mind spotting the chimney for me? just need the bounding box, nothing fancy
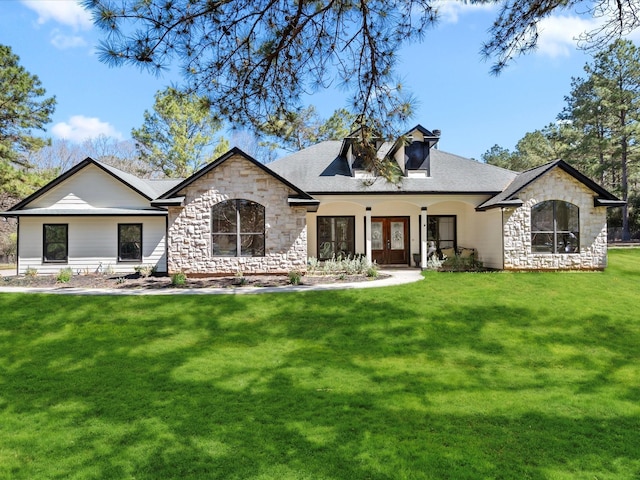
[432,129,441,149]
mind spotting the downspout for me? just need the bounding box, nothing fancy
[164,213,169,275]
[365,207,372,264]
[420,207,428,269]
[501,207,505,270]
[16,217,20,276]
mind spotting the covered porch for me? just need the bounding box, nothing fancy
[306,194,504,269]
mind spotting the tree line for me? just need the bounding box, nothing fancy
[482,40,640,241]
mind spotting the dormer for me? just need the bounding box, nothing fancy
[339,124,441,178]
[391,125,440,178]
[339,127,387,178]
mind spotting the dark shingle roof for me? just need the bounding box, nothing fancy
[476,160,625,210]
[268,141,518,194]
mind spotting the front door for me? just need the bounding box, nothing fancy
[371,217,409,265]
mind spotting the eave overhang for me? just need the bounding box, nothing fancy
[288,196,320,212]
[475,199,524,211]
[594,198,626,207]
[0,207,168,217]
[151,196,185,207]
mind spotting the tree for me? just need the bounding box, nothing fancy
[26,136,160,179]
[83,0,639,136]
[84,0,425,140]
[132,87,228,177]
[560,40,640,240]
[481,144,516,169]
[480,0,639,74]
[0,44,57,195]
[259,106,357,153]
[318,108,359,142]
[0,44,56,166]
[482,124,571,171]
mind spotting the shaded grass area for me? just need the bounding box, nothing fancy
[1,249,639,479]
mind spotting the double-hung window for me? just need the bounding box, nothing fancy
[531,200,580,253]
[212,199,265,256]
[118,224,142,261]
[43,224,68,263]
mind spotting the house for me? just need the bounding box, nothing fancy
[2,125,624,275]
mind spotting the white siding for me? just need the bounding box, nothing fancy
[18,216,167,275]
[30,164,151,209]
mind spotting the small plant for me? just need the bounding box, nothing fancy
[134,265,153,277]
[288,269,302,285]
[104,264,115,275]
[56,268,73,283]
[171,272,187,286]
[115,276,126,284]
[365,265,379,278]
[307,257,320,275]
[426,255,446,270]
[24,267,38,277]
[234,269,247,286]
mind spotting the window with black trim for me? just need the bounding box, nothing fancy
[531,200,579,253]
[427,216,456,250]
[43,224,68,263]
[212,199,265,256]
[118,224,142,261]
[317,216,355,260]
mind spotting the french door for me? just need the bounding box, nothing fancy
[371,217,409,265]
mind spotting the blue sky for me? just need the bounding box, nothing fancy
[1,0,639,161]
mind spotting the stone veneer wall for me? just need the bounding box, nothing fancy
[503,168,608,270]
[167,155,308,274]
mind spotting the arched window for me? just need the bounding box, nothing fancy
[212,200,265,256]
[531,200,579,253]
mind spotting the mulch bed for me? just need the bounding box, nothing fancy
[1,272,387,290]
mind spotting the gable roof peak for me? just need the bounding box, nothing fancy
[404,124,441,140]
[159,146,315,201]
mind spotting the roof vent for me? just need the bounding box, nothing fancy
[433,129,441,137]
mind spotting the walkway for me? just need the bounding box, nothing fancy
[0,268,424,296]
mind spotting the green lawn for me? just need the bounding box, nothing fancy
[1,249,639,479]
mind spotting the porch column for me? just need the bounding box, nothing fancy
[365,207,372,264]
[420,207,428,269]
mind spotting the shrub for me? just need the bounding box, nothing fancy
[171,272,187,286]
[308,254,375,276]
[440,255,484,272]
[56,268,73,283]
[288,269,302,285]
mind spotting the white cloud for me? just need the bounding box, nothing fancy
[21,0,93,31]
[434,0,496,24]
[536,15,600,58]
[52,116,123,143]
[50,29,87,49]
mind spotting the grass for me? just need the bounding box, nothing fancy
[0,248,639,479]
